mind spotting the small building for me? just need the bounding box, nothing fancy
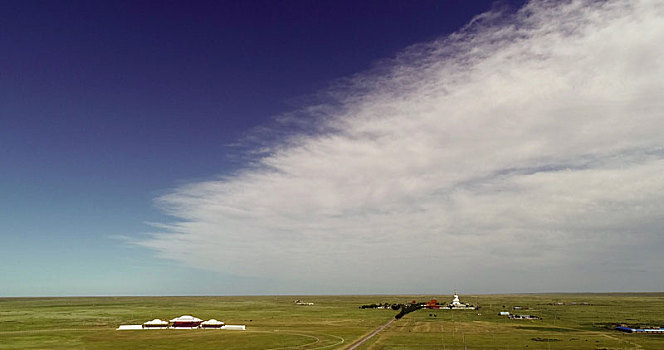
[170,315,203,328]
[223,325,246,330]
[201,319,225,329]
[117,325,143,330]
[143,319,169,329]
[616,326,664,334]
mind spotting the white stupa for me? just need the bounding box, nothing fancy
[448,292,475,309]
[451,293,463,307]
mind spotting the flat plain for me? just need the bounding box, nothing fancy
[1,293,663,349]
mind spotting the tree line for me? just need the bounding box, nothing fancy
[358,302,424,319]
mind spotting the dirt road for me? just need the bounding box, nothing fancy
[345,318,394,350]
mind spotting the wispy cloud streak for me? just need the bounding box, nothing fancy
[138,0,664,293]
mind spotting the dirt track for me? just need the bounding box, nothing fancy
[345,318,394,349]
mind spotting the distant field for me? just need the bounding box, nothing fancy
[1,294,663,349]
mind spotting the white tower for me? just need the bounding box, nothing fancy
[451,292,462,307]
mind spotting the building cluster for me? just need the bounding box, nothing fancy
[359,293,477,312]
[117,315,246,330]
[424,293,476,310]
[498,312,541,319]
[508,314,541,320]
[548,302,591,306]
[616,326,664,334]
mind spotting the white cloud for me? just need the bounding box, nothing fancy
[138,0,664,293]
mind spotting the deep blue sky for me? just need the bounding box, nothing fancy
[1,0,526,296]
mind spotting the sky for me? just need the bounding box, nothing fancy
[1,0,663,297]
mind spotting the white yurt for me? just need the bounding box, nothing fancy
[170,315,203,328]
[201,319,225,328]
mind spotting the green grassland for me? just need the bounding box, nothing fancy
[1,294,663,349]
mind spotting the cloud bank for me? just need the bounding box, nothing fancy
[138,0,664,293]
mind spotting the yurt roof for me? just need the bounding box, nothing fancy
[143,319,169,325]
[170,315,202,322]
[202,319,225,325]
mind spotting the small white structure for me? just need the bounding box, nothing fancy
[499,312,510,316]
[117,325,143,330]
[223,325,246,330]
[201,319,225,329]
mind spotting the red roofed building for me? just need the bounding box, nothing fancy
[425,299,441,309]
